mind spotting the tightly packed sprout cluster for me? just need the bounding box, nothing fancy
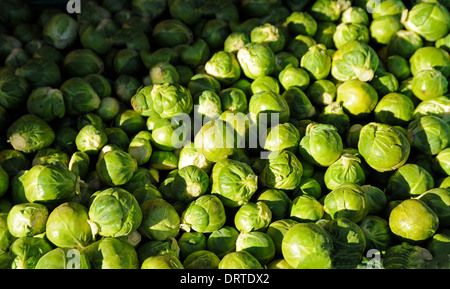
[0,0,449,269]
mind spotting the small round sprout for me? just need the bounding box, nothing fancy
[237,42,275,80]
[7,203,48,237]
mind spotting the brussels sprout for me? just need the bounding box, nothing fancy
[402,2,450,42]
[278,65,310,91]
[207,226,239,258]
[287,35,317,60]
[256,189,291,221]
[60,77,101,116]
[151,117,189,151]
[317,102,350,136]
[331,40,379,82]
[294,177,322,200]
[386,164,435,200]
[360,215,393,252]
[31,148,68,168]
[299,123,343,167]
[6,114,55,154]
[387,30,423,59]
[290,195,324,223]
[410,47,450,78]
[194,119,237,162]
[324,183,369,223]
[104,127,130,150]
[333,22,370,50]
[171,165,209,203]
[218,251,263,269]
[325,218,366,269]
[152,19,193,48]
[236,231,275,265]
[237,42,275,80]
[200,19,230,50]
[336,79,378,119]
[386,55,411,81]
[223,32,250,54]
[177,231,206,260]
[417,188,450,227]
[181,195,226,233]
[389,199,439,243]
[250,75,280,95]
[83,237,139,269]
[411,68,448,101]
[0,149,28,176]
[341,6,369,24]
[285,11,317,36]
[383,242,434,269]
[24,161,78,204]
[46,202,93,248]
[26,87,65,122]
[150,62,180,85]
[150,151,179,171]
[42,13,78,50]
[0,72,29,110]
[361,185,387,216]
[427,233,450,267]
[413,96,450,124]
[370,71,399,97]
[63,49,104,77]
[263,122,300,153]
[250,23,285,53]
[7,203,48,238]
[407,115,449,156]
[68,151,90,179]
[435,148,450,175]
[194,90,222,123]
[358,122,410,172]
[75,124,108,155]
[204,51,241,85]
[96,146,137,186]
[183,250,220,269]
[282,222,334,269]
[248,90,290,126]
[374,92,415,126]
[324,153,365,190]
[141,254,183,269]
[234,201,271,233]
[139,198,180,241]
[211,159,258,207]
[9,236,53,269]
[260,150,303,190]
[88,188,142,238]
[178,142,213,172]
[307,79,337,107]
[35,247,91,269]
[219,88,248,114]
[265,219,298,256]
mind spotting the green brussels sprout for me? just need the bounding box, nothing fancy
[407,115,449,156]
[285,11,317,36]
[427,233,450,267]
[410,46,450,78]
[336,79,378,119]
[128,131,152,166]
[194,90,222,123]
[325,218,366,269]
[435,148,450,175]
[282,222,334,269]
[374,92,415,126]
[223,32,250,54]
[236,231,275,265]
[273,52,299,76]
[211,158,258,207]
[0,149,29,176]
[237,42,275,80]
[46,202,93,248]
[9,236,53,269]
[341,6,369,24]
[151,117,189,151]
[10,170,28,204]
[219,88,248,114]
[256,189,291,220]
[183,250,220,269]
[174,39,210,70]
[234,201,271,233]
[75,124,108,155]
[204,51,241,85]
[113,48,144,76]
[331,40,379,82]
[26,87,65,122]
[417,188,450,227]
[333,22,370,49]
[83,237,139,269]
[300,44,331,81]
[63,49,104,77]
[250,23,285,53]
[266,219,298,256]
[178,142,213,172]
[137,239,180,261]
[360,215,393,252]
[181,195,226,233]
[413,96,450,124]
[200,19,230,50]
[0,166,8,198]
[96,146,137,186]
[207,226,240,258]
[411,68,448,101]
[324,153,366,190]
[171,165,209,203]
[68,151,90,179]
[307,79,336,107]
[287,35,317,60]
[60,77,101,116]
[31,148,69,167]
[290,195,324,223]
[168,0,203,25]
[324,183,369,223]
[194,119,237,163]
[389,199,439,243]
[24,161,78,204]
[141,254,183,269]
[7,114,55,154]
[387,30,423,59]
[386,55,411,81]
[383,242,434,269]
[79,19,116,55]
[386,164,435,200]
[358,122,410,172]
[278,65,310,91]
[370,71,399,97]
[279,88,315,122]
[88,188,142,238]
[263,122,300,153]
[313,21,336,49]
[402,2,450,42]
[35,248,91,269]
[218,251,263,269]
[115,109,146,137]
[150,151,179,171]
[317,102,350,136]
[294,177,322,200]
[104,127,130,150]
[42,13,78,50]
[370,14,403,45]
[152,19,193,48]
[0,72,29,110]
[248,90,290,126]
[139,198,180,241]
[299,123,343,167]
[188,73,221,97]
[7,203,48,238]
[150,62,180,85]
[361,185,387,215]
[260,150,303,190]
[251,75,280,95]
[178,231,206,260]
[95,97,120,122]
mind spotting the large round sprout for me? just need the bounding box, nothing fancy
[386,164,434,200]
[237,42,275,80]
[323,183,369,223]
[407,115,449,156]
[260,150,303,190]
[181,195,226,233]
[218,251,263,269]
[139,198,180,241]
[336,79,379,118]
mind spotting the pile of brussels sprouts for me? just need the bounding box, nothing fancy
[0,0,449,269]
